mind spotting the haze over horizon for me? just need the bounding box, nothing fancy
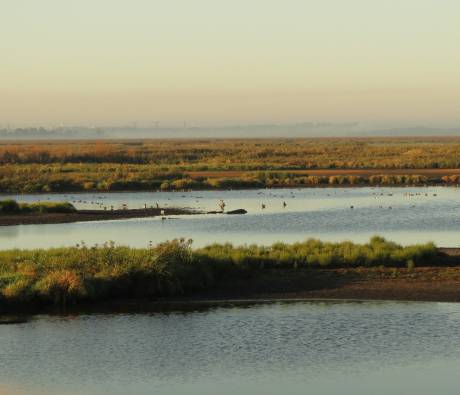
[2,0,460,129]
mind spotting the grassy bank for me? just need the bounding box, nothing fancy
[0,237,440,311]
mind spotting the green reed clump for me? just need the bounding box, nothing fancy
[0,199,21,213]
[0,200,76,214]
[198,236,437,269]
[0,237,439,309]
[21,201,76,213]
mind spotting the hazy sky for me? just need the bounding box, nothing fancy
[1,0,459,127]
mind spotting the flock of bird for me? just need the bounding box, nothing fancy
[52,188,442,214]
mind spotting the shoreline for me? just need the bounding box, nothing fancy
[2,284,460,320]
[2,265,460,318]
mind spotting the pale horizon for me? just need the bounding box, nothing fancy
[2,0,460,128]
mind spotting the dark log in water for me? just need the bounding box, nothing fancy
[206,209,247,214]
[226,209,247,214]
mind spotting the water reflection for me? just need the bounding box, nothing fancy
[0,301,459,395]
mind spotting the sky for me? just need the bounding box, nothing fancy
[1,0,460,128]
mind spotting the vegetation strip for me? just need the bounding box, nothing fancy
[2,237,456,314]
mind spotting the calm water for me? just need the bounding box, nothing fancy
[1,301,460,395]
[1,186,460,249]
[2,190,458,395]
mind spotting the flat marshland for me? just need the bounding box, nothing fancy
[2,137,460,193]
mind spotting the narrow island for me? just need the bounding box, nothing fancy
[0,199,206,226]
[1,237,460,317]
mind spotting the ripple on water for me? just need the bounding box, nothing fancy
[0,301,460,395]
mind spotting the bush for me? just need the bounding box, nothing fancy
[0,200,76,215]
[1,278,33,300]
[35,270,86,305]
[0,199,20,213]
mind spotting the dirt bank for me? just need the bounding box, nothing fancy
[172,266,460,304]
[2,266,460,317]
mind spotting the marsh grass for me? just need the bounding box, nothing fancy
[0,237,438,309]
